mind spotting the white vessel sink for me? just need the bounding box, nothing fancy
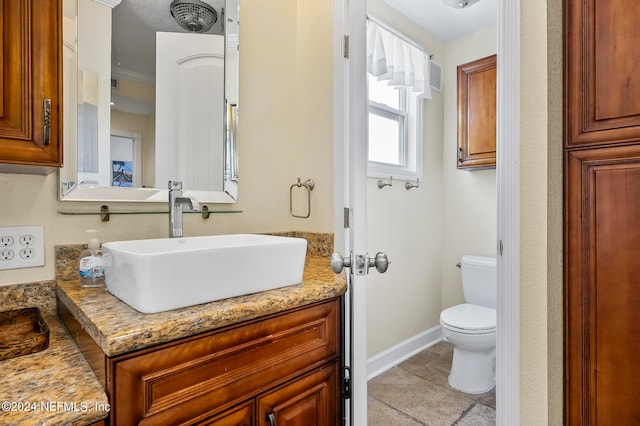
[102,234,307,313]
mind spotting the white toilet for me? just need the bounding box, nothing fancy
[440,255,496,394]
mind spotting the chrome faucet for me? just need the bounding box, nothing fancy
[168,181,200,238]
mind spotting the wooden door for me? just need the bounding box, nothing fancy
[257,363,339,426]
[0,0,62,170]
[155,32,224,191]
[565,0,640,423]
[565,0,640,147]
[456,54,496,170]
[566,146,640,424]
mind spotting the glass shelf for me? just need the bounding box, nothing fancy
[58,205,242,221]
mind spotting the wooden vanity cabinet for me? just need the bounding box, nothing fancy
[103,298,342,425]
[456,54,496,170]
[0,0,63,172]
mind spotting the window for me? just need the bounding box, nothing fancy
[367,74,422,180]
[368,74,407,166]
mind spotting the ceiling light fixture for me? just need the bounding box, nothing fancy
[442,0,480,9]
[170,0,217,33]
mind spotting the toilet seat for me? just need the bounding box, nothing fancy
[440,303,496,334]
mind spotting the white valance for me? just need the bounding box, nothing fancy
[366,20,432,99]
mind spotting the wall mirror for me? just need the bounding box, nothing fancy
[59,0,239,203]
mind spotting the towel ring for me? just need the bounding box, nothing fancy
[290,178,315,218]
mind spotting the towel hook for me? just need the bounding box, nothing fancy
[377,176,393,189]
[405,178,420,190]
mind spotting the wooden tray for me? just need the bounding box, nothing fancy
[0,307,50,361]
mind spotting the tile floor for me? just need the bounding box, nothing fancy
[367,341,496,425]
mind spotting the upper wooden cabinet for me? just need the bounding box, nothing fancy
[0,0,63,172]
[566,0,640,147]
[457,54,496,170]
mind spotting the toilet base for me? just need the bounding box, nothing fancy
[447,346,496,394]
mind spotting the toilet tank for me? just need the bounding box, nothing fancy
[460,255,497,309]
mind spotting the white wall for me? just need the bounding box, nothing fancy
[365,0,446,357]
[365,0,497,357]
[441,27,497,310]
[233,0,334,235]
[0,0,335,286]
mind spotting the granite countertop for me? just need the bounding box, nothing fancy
[0,312,109,425]
[56,256,347,357]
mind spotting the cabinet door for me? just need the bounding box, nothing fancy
[456,54,496,170]
[258,363,339,426]
[0,0,62,170]
[566,0,640,147]
[565,145,640,424]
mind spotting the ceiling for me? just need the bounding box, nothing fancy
[383,0,497,41]
[111,0,494,81]
[111,0,227,80]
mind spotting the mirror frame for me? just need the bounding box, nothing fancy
[59,0,239,203]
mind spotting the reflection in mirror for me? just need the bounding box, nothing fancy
[60,0,239,203]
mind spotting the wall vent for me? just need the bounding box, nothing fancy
[111,78,119,89]
[429,59,442,92]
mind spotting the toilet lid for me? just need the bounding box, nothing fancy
[440,303,496,332]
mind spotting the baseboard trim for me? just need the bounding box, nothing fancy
[366,325,443,381]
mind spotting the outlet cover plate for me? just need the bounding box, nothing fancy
[0,226,45,270]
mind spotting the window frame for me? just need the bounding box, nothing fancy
[367,77,423,181]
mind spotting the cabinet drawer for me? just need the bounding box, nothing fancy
[109,298,340,425]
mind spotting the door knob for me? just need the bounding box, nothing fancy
[331,251,389,275]
[368,252,389,273]
[331,252,351,273]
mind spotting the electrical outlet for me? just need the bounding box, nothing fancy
[0,226,44,270]
[19,248,34,259]
[19,235,36,246]
[0,236,15,247]
[0,249,15,260]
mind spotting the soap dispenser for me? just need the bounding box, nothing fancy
[79,232,105,287]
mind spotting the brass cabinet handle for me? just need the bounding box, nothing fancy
[43,99,51,145]
[266,412,276,426]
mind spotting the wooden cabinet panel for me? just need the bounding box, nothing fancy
[258,363,339,426]
[192,401,254,426]
[566,0,640,147]
[0,0,62,170]
[457,54,496,170]
[565,146,640,424]
[108,299,340,425]
[565,1,640,423]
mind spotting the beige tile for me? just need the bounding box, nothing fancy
[398,352,453,390]
[368,366,474,426]
[367,397,423,426]
[426,340,454,357]
[398,363,453,390]
[430,350,454,373]
[398,349,442,370]
[456,403,496,425]
[477,391,496,409]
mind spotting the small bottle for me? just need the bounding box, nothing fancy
[79,238,105,287]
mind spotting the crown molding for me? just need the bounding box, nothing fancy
[92,0,122,8]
